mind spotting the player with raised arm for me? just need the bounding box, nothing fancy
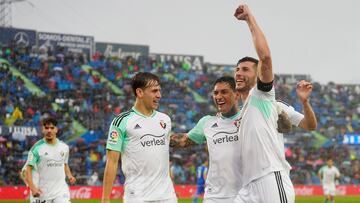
[233,4,316,203]
[102,72,177,203]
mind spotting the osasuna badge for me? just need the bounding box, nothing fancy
[60,151,65,157]
[234,117,242,128]
[160,120,166,129]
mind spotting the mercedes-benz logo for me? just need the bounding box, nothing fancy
[14,32,30,47]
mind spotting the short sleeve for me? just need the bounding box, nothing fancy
[64,145,69,164]
[106,115,130,153]
[188,116,211,144]
[27,148,39,168]
[277,101,304,126]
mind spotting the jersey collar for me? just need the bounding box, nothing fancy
[132,107,156,118]
[219,110,241,120]
[43,138,59,146]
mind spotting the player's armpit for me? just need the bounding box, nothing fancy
[277,110,292,133]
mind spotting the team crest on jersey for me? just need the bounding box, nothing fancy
[108,130,119,144]
[234,117,242,128]
[160,120,166,129]
[60,151,64,157]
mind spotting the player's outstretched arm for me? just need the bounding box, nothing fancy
[64,163,76,184]
[170,133,197,148]
[234,4,273,83]
[296,80,317,131]
[102,150,120,203]
[25,165,42,197]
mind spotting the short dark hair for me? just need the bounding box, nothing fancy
[42,117,57,126]
[213,76,236,91]
[131,72,161,96]
[236,56,259,66]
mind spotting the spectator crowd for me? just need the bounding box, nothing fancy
[0,42,359,186]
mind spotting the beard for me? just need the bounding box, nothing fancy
[236,78,256,93]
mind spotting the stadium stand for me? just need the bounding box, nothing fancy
[0,36,359,187]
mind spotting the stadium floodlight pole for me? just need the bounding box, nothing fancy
[0,0,33,27]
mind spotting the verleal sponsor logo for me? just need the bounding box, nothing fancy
[212,131,239,144]
[46,159,63,168]
[140,134,165,147]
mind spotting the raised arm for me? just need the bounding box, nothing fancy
[234,4,273,83]
[170,133,197,148]
[102,150,120,203]
[296,80,317,131]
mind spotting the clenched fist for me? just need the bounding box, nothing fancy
[234,4,251,21]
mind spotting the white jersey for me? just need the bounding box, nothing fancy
[27,138,70,200]
[276,101,304,127]
[276,101,304,170]
[106,107,176,202]
[188,112,242,198]
[238,86,288,186]
[319,165,340,187]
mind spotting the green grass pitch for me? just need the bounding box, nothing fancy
[2,196,360,203]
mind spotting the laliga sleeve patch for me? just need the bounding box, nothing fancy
[28,151,34,161]
[108,130,119,144]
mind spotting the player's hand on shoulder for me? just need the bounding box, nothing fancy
[234,4,251,21]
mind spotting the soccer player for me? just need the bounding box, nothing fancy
[171,76,242,202]
[318,157,340,203]
[102,72,177,203]
[193,159,208,203]
[25,117,76,203]
[233,4,316,203]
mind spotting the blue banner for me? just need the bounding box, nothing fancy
[0,125,40,137]
[96,42,149,60]
[38,32,94,57]
[0,27,37,47]
[343,134,360,145]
